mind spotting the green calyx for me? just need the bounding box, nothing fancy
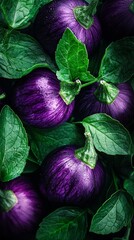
[75,132,97,169]
[59,79,82,105]
[0,190,18,212]
[94,80,119,104]
[73,0,99,29]
[0,92,6,100]
[129,1,134,14]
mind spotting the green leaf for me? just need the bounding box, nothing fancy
[0,28,56,79]
[27,122,85,165]
[0,0,52,29]
[0,105,29,181]
[99,37,134,83]
[55,28,89,82]
[55,28,96,103]
[124,172,134,199]
[82,113,133,155]
[36,207,88,240]
[90,191,133,235]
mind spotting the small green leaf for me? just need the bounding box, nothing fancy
[0,105,29,181]
[55,28,89,82]
[124,172,134,199]
[27,122,85,165]
[0,0,53,29]
[99,37,134,83]
[82,113,133,155]
[90,191,133,234]
[36,207,88,240]
[0,28,56,79]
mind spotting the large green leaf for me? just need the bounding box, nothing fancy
[90,191,133,234]
[0,105,29,181]
[99,37,134,83]
[82,114,133,155]
[36,207,88,240]
[0,28,56,79]
[0,0,53,29]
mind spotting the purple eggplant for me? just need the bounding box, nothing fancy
[73,82,134,127]
[11,68,74,128]
[34,0,102,56]
[39,145,105,206]
[100,0,134,40]
[0,176,45,240]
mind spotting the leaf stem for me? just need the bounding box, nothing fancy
[80,78,97,88]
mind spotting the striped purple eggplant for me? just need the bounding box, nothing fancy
[39,145,105,206]
[11,68,74,128]
[0,176,45,240]
[73,82,134,127]
[34,0,102,56]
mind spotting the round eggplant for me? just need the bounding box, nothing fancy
[34,0,102,56]
[73,82,134,127]
[39,145,105,206]
[11,68,74,128]
[0,176,45,240]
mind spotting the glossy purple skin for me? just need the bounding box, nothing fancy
[73,82,134,127]
[11,68,74,128]
[100,0,134,40]
[34,0,102,56]
[0,176,44,240]
[39,146,105,206]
